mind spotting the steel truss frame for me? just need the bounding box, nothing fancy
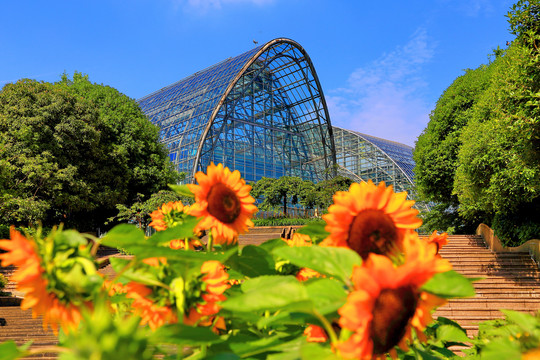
[333,127,428,210]
[138,38,336,184]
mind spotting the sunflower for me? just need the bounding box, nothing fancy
[322,181,422,260]
[336,249,449,359]
[125,282,178,331]
[284,232,312,247]
[184,261,230,333]
[0,228,83,334]
[188,163,257,245]
[304,324,328,343]
[169,238,204,250]
[424,230,449,255]
[149,201,187,231]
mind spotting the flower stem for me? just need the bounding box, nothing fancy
[313,309,339,346]
[207,231,214,252]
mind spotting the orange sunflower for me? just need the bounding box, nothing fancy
[184,261,230,333]
[169,238,203,250]
[0,228,83,334]
[336,247,449,359]
[284,232,312,247]
[149,201,187,231]
[322,180,422,260]
[304,324,328,343]
[424,230,449,256]
[188,163,257,245]
[125,282,178,331]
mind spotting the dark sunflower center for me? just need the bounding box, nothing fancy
[207,183,241,224]
[370,286,418,355]
[347,209,398,259]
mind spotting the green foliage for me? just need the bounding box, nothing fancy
[507,0,540,40]
[415,1,540,244]
[0,341,31,360]
[421,270,476,298]
[0,273,7,293]
[418,203,478,235]
[59,302,155,360]
[252,216,325,227]
[0,73,179,231]
[251,176,303,216]
[454,31,540,244]
[107,190,189,228]
[414,65,494,206]
[251,175,352,217]
[465,310,540,358]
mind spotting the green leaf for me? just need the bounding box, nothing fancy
[109,256,131,274]
[133,245,237,264]
[258,238,289,253]
[100,224,146,249]
[436,316,468,334]
[150,324,223,346]
[0,341,27,360]
[413,348,445,360]
[226,245,276,278]
[272,246,361,285]
[168,184,194,198]
[478,337,522,360]
[296,223,329,242]
[222,276,311,313]
[436,324,471,344]
[299,342,341,360]
[146,216,200,245]
[228,334,293,357]
[422,270,476,298]
[266,340,339,360]
[205,354,242,360]
[500,309,539,334]
[304,278,347,315]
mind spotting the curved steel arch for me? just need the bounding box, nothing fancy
[138,38,335,184]
[192,38,336,183]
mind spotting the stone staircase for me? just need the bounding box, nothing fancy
[1,232,539,358]
[432,234,540,336]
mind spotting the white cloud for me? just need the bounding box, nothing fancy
[327,28,435,146]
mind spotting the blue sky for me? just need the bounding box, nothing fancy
[1,0,515,146]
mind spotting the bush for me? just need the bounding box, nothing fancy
[252,216,325,227]
[0,273,7,293]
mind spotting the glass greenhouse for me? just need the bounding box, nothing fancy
[138,38,336,184]
[333,126,426,208]
[138,38,425,207]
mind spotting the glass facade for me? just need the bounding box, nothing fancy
[138,38,336,184]
[333,127,426,208]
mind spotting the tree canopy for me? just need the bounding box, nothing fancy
[414,0,540,244]
[251,175,353,217]
[0,73,179,231]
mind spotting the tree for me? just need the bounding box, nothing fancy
[454,15,540,244]
[414,0,540,243]
[314,176,354,210]
[107,190,188,229]
[0,74,179,231]
[251,176,304,216]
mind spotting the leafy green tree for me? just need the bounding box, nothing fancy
[454,5,540,244]
[414,65,494,205]
[314,175,354,210]
[0,74,179,231]
[415,0,540,243]
[107,190,188,229]
[251,176,304,216]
